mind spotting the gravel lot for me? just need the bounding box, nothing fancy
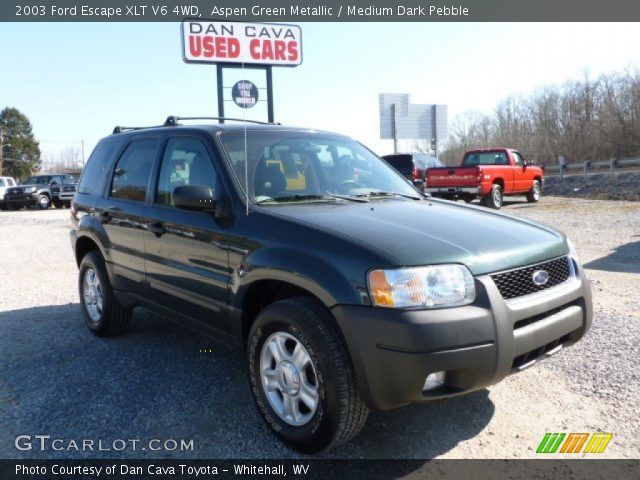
[0,196,638,459]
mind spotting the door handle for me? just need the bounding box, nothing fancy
[145,221,166,237]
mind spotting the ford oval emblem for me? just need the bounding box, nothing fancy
[532,270,550,286]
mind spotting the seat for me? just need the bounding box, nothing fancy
[254,163,287,197]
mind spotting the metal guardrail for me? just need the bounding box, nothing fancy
[543,157,640,179]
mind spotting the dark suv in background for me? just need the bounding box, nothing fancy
[4,174,77,210]
[70,117,592,453]
[382,153,443,189]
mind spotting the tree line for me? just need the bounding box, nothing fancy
[437,69,640,166]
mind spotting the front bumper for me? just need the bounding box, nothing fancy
[4,192,38,206]
[331,261,592,411]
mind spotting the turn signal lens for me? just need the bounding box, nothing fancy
[368,270,394,306]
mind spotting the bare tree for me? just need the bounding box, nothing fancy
[440,68,640,166]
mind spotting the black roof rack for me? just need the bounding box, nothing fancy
[163,116,278,126]
[112,116,279,134]
[112,126,144,134]
[112,124,166,134]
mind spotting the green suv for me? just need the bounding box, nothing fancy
[70,117,592,452]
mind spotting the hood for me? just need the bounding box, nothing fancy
[10,183,39,189]
[264,199,567,275]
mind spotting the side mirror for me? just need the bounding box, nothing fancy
[172,184,215,211]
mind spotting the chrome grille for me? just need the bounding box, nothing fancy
[491,256,571,300]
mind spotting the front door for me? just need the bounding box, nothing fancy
[142,135,231,333]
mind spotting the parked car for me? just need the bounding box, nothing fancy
[382,153,443,188]
[0,176,17,210]
[50,174,78,208]
[70,117,591,453]
[4,174,77,210]
[425,148,543,209]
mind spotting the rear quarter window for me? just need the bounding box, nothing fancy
[78,142,118,194]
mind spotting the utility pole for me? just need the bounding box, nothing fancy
[81,140,85,166]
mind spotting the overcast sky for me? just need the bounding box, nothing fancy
[1,22,639,160]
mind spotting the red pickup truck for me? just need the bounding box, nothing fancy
[425,148,543,209]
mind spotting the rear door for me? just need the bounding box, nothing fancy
[95,137,159,293]
[141,135,231,332]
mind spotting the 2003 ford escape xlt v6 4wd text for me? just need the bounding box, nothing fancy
[70,117,592,453]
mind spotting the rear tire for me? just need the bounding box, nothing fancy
[526,180,541,203]
[483,184,503,209]
[247,297,368,453]
[79,251,132,337]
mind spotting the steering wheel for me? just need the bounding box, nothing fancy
[337,180,363,194]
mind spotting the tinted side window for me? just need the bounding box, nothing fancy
[0,179,4,187]
[110,139,158,202]
[79,142,118,195]
[156,137,218,206]
[513,152,525,166]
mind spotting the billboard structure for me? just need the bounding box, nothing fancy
[379,93,447,155]
[181,19,303,123]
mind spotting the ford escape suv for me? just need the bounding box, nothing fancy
[70,117,592,453]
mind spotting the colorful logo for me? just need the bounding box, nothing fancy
[536,432,613,454]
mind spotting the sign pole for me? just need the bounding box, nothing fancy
[216,64,225,123]
[266,66,274,123]
[391,103,398,154]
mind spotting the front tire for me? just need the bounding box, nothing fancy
[79,251,132,337]
[247,297,368,453]
[526,180,541,202]
[36,194,50,210]
[52,199,63,209]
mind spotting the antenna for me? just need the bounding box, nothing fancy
[242,62,249,216]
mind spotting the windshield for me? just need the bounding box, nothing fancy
[218,131,419,203]
[462,151,509,166]
[23,176,54,185]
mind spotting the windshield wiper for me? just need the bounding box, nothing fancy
[255,194,368,204]
[324,194,369,203]
[256,194,325,204]
[355,191,422,200]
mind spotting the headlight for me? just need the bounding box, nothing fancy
[24,187,36,193]
[368,264,475,309]
[567,238,579,261]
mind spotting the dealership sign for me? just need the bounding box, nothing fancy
[181,20,302,66]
